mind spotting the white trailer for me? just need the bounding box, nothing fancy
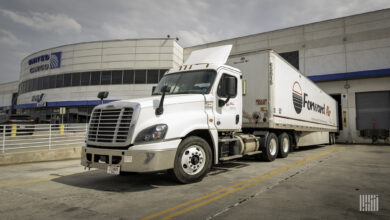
[227,50,338,148]
[81,45,338,183]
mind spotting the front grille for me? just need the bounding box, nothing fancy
[88,108,133,143]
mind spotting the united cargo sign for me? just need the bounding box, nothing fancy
[292,81,331,116]
[28,52,62,73]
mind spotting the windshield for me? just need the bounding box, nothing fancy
[152,70,216,95]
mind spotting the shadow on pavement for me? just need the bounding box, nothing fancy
[52,160,252,192]
[52,146,329,192]
[209,161,250,176]
[294,145,326,152]
[52,170,177,192]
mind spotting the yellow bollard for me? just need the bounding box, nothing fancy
[11,125,17,136]
[60,124,65,135]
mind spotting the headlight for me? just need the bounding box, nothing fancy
[134,124,168,143]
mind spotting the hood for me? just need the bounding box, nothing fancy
[113,94,205,108]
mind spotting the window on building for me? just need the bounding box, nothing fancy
[21,81,25,93]
[33,78,38,91]
[27,81,30,93]
[64,73,72,87]
[56,74,64,88]
[11,93,18,106]
[279,51,299,70]
[71,72,81,86]
[24,81,28,93]
[91,71,101,85]
[135,70,146,84]
[123,70,134,84]
[38,77,44,90]
[49,75,56,89]
[159,69,168,82]
[101,71,111,85]
[20,68,175,93]
[81,72,90,86]
[112,70,122,84]
[147,70,159,84]
[42,76,49,90]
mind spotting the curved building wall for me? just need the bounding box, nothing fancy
[16,38,183,122]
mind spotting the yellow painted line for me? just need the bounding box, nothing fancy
[0,176,60,188]
[142,146,340,220]
[141,156,304,220]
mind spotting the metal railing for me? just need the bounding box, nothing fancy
[0,124,87,153]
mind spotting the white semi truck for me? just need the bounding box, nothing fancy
[81,45,338,183]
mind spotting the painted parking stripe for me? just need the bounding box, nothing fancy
[142,146,340,220]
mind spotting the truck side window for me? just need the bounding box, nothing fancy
[217,74,237,98]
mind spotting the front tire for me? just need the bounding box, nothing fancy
[278,133,290,158]
[260,133,278,162]
[171,136,212,184]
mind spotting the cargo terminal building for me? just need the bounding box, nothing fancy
[0,9,389,144]
[8,39,183,123]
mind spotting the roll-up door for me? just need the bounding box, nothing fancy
[356,91,390,130]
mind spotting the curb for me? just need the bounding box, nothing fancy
[0,146,81,166]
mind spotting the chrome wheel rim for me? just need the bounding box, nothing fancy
[269,138,277,156]
[282,137,289,153]
[181,145,206,175]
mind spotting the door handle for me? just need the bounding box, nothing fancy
[236,114,239,124]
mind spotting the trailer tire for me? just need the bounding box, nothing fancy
[260,133,278,162]
[171,136,212,184]
[278,133,290,158]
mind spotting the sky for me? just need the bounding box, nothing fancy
[0,0,389,83]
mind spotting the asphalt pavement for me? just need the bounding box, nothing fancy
[0,144,389,220]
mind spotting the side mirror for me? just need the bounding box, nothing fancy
[218,76,236,107]
[161,85,171,93]
[224,76,236,97]
[155,85,171,115]
[97,91,109,99]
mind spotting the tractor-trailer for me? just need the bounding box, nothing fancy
[81,45,338,183]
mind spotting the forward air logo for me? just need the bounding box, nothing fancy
[292,81,330,116]
[292,81,303,114]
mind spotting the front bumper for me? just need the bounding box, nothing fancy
[81,139,180,172]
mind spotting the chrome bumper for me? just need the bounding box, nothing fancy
[81,139,180,172]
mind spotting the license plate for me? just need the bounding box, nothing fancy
[107,164,120,175]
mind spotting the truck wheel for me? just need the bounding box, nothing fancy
[260,133,278,162]
[171,136,212,184]
[278,133,290,158]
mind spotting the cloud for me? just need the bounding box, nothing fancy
[0,29,26,46]
[101,23,138,39]
[177,29,220,46]
[0,9,82,34]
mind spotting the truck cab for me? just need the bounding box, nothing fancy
[82,45,252,183]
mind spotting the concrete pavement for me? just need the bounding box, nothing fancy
[0,144,389,220]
